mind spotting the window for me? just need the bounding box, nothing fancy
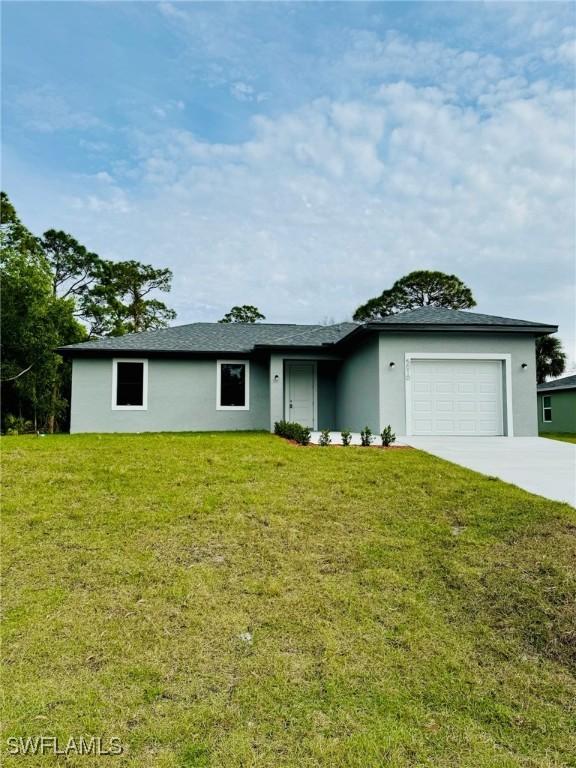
[112,359,148,410]
[542,395,552,423]
[217,360,249,410]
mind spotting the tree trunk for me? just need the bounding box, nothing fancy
[47,380,59,434]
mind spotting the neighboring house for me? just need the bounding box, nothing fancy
[59,307,557,437]
[537,374,576,434]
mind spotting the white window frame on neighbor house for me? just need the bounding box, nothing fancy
[403,352,514,437]
[542,395,552,423]
[111,358,148,411]
[216,360,250,411]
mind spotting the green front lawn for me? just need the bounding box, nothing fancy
[540,432,576,444]
[3,433,575,767]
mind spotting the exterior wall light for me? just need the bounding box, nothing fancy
[521,363,528,369]
[273,374,280,382]
[389,362,396,368]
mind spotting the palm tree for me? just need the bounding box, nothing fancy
[535,336,566,384]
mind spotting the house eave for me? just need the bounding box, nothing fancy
[57,348,257,359]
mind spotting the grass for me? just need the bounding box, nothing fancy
[2,432,576,768]
[540,432,576,444]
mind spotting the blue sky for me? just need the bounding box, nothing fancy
[3,2,575,364]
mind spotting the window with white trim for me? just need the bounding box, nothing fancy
[217,360,249,410]
[542,395,552,423]
[112,359,148,410]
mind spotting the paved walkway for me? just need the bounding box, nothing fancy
[401,436,576,506]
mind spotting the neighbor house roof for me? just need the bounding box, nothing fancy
[537,374,576,393]
[58,308,557,357]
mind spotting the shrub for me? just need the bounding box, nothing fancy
[380,425,396,447]
[274,420,311,446]
[340,430,352,447]
[360,426,373,446]
[297,425,312,446]
[318,429,331,447]
[4,414,34,436]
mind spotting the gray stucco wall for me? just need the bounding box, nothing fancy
[317,361,340,429]
[378,332,538,436]
[70,357,270,433]
[336,335,380,432]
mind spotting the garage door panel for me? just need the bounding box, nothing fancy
[410,360,503,436]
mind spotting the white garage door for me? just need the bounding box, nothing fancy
[410,360,503,436]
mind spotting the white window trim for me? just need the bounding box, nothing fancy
[216,360,250,411]
[542,395,552,423]
[404,352,513,437]
[112,358,148,411]
[284,360,318,430]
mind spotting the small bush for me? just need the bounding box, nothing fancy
[360,426,373,447]
[340,430,352,447]
[380,425,396,447]
[4,414,34,436]
[274,420,311,446]
[318,429,331,447]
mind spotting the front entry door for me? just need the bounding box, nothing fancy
[285,362,316,428]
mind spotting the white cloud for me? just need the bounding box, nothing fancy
[13,86,102,133]
[21,75,570,359]
[230,81,268,103]
[5,7,575,365]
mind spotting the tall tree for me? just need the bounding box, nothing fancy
[81,260,176,336]
[1,196,86,432]
[353,270,476,321]
[41,229,100,299]
[1,192,178,430]
[219,305,266,323]
[536,336,566,384]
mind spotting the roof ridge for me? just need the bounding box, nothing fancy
[370,307,554,327]
[260,324,324,344]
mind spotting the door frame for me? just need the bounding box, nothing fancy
[284,360,318,429]
[404,352,513,437]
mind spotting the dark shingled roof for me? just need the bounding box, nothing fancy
[58,308,557,357]
[537,374,576,392]
[58,322,358,355]
[367,307,554,328]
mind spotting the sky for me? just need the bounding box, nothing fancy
[2,1,575,366]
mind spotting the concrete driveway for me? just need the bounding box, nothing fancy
[401,436,576,506]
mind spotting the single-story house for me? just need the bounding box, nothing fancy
[537,374,576,434]
[59,307,557,437]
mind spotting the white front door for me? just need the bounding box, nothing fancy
[410,359,503,436]
[285,362,316,428]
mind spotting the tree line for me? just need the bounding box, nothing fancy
[1,193,177,432]
[0,191,566,432]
